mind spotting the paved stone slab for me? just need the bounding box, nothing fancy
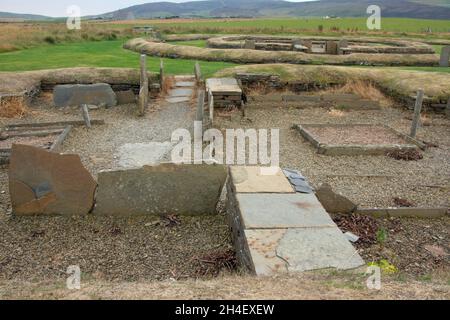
[176,81,196,87]
[9,144,96,216]
[168,88,194,98]
[206,78,242,95]
[245,228,364,276]
[230,166,294,194]
[117,142,173,168]
[94,163,227,216]
[277,228,365,273]
[166,97,191,104]
[237,193,336,229]
[440,46,450,67]
[53,83,117,108]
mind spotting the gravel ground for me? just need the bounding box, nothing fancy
[216,98,450,208]
[305,125,408,145]
[0,214,233,282]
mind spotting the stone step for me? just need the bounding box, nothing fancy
[168,88,194,98]
[227,166,365,276]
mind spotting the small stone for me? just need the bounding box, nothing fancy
[344,232,360,243]
[424,245,448,258]
[316,183,357,214]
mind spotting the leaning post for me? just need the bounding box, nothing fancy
[410,89,424,138]
[138,54,149,117]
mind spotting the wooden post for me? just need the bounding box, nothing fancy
[410,89,424,138]
[196,90,205,122]
[138,54,148,117]
[81,104,91,128]
[194,62,201,84]
[159,59,164,91]
[208,90,214,124]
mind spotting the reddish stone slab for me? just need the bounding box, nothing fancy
[9,144,97,216]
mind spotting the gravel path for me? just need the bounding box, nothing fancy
[215,98,450,209]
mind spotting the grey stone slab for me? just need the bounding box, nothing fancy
[116,142,174,168]
[230,166,294,194]
[237,193,336,229]
[53,83,117,108]
[94,163,227,216]
[176,81,196,87]
[116,90,136,105]
[168,88,194,97]
[166,97,191,104]
[277,228,365,272]
[316,184,357,214]
[440,46,450,67]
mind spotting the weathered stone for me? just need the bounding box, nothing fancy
[316,183,357,214]
[168,88,194,97]
[243,40,256,50]
[116,142,173,168]
[176,81,195,87]
[245,228,364,276]
[116,90,136,105]
[326,41,338,55]
[237,193,336,229]
[53,83,117,108]
[282,95,321,103]
[166,97,190,104]
[9,144,97,216]
[440,46,450,67]
[424,244,448,258]
[94,163,227,216]
[230,166,294,194]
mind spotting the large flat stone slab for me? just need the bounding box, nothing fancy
[53,83,117,108]
[245,228,364,276]
[206,78,242,95]
[94,163,227,216]
[176,81,196,87]
[230,166,294,193]
[166,97,190,104]
[9,144,97,216]
[236,193,336,229]
[116,142,173,168]
[168,88,194,97]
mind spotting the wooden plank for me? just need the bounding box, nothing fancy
[81,104,92,128]
[6,120,105,130]
[50,126,73,152]
[410,89,424,138]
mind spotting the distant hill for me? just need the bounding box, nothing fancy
[0,11,52,21]
[1,0,450,21]
[96,0,450,20]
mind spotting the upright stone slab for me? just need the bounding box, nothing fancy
[94,164,228,216]
[440,46,450,67]
[326,41,338,55]
[53,83,117,108]
[337,39,349,55]
[9,144,97,216]
[244,40,256,50]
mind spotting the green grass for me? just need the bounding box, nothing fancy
[148,17,450,35]
[0,40,236,77]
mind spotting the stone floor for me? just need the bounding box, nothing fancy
[230,166,364,276]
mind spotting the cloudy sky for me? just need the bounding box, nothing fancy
[0,0,314,17]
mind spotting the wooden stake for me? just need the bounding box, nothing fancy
[196,90,205,122]
[139,54,149,117]
[81,104,91,128]
[159,59,164,90]
[410,89,424,138]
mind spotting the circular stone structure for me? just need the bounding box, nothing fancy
[207,35,435,55]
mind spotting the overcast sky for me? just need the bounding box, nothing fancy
[0,0,314,17]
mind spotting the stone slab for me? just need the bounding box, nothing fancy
[206,78,242,95]
[176,81,196,87]
[282,95,321,103]
[9,144,97,216]
[166,97,191,104]
[230,166,294,194]
[116,90,136,105]
[245,228,364,275]
[236,193,336,229]
[53,83,117,108]
[168,88,194,97]
[94,163,228,216]
[116,142,173,168]
[440,46,450,68]
[316,184,357,214]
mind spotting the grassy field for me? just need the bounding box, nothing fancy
[114,17,450,35]
[0,40,236,77]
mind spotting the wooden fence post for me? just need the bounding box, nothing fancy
[138,54,148,117]
[208,90,214,124]
[410,89,424,138]
[159,59,164,91]
[81,104,91,128]
[196,90,205,122]
[194,62,202,84]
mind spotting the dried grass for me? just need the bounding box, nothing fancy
[0,96,28,118]
[161,76,175,96]
[329,80,395,107]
